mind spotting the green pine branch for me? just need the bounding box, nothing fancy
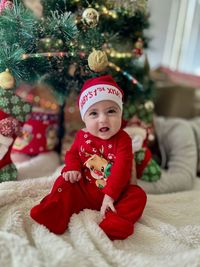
[0,0,38,53]
[45,11,78,46]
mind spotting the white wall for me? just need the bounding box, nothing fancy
[147,0,200,74]
[146,0,173,69]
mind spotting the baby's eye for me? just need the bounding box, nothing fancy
[108,109,116,114]
[89,111,97,116]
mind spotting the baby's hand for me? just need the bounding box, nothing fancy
[62,171,82,183]
[100,194,116,219]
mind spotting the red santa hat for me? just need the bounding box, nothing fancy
[79,75,124,119]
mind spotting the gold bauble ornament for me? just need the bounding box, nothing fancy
[82,8,99,28]
[88,50,108,72]
[0,69,15,89]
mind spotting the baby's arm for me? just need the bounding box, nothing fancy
[61,131,82,180]
[62,171,82,183]
[102,130,133,200]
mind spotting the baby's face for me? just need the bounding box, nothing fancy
[83,100,122,140]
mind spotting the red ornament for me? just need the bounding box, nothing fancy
[133,38,143,58]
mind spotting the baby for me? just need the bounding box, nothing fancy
[30,75,147,240]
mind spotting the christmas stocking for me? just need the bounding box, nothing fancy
[0,69,32,182]
[12,109,59,156]
[125,125,161,182]
[134,146,161,182]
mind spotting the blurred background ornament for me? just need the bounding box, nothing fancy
[133,38,144,58]
[82,7,99,28]
[107,0,148,15]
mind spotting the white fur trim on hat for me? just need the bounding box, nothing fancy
[79,84,123,119]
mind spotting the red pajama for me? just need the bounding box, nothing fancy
[30,129,147,240]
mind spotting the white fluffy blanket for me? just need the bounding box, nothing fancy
[0,168,200,267]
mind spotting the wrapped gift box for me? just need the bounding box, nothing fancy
[151,67,200,118]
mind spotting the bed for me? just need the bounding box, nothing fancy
[1,116,200,266]
[0,169,200,267]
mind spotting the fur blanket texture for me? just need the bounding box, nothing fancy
[0,166,200,267]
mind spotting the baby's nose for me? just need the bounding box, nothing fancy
[99,113,107,122]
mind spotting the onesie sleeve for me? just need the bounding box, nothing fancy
[102,130,133,200]
[61,130,82,173]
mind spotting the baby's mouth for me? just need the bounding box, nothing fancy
[99,127,109,132]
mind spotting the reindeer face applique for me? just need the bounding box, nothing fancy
[84,154,112,188]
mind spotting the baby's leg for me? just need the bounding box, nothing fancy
[30,176,92,234]
[99,185,147,240]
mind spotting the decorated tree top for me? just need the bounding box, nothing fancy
[0,0,154,123]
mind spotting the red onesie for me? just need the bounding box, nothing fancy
[30,129,147,240]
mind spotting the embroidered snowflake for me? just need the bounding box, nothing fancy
[11,169,17,179]
[108,153,115,160]
[3,106,10,114]
[1,172,10,181]
[36,133,42,139]
[11,95,19,104]
[92,148,97,153]
[85,139,92,144]
[23,103,31,113]
[108,144,112,149]
[0,97,9,107]
[12,105,21,115]
[84,134,88,138]
[16,115,24,122]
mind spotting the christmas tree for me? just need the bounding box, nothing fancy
[0,0,154,120]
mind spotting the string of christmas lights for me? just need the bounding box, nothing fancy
[21,50,86,59]
[22,48,134,60]
[105,48,132,59]
[22,52,69,59]
[108,62,144,90]
[22,51,143,91]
